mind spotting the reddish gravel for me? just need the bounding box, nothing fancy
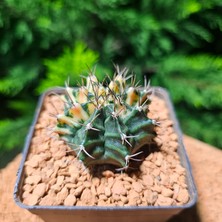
[21,94,190,207]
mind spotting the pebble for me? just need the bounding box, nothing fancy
[154,137,163,147]
[54,149,66,160]
[65,183,76,189]
[23,184,33,192]
[39,152,51,161]
[176,188,189,204]
[56,176,65,186]
[160,172,170,186]
[92,177,100,187]
[146,153,153,161]
[38,143,49,152]
[127,190,140,206]
[97,199,106,206]
[48,178,57,186]
[78,175,87,182]
[24,166,35,176]
[99,194,108,201]
[80,188,96,205]
[90,185,97,196]
[172,184,180,200]
[69,188,75,195]
[144,190,155,205]
[25,155,41,168]
[132,181,143,193]
[162,187,174,197]
[112,194,121,201]
[58,170,70,177]
[178,175,186,185]
[170,133,178,141]
[142,175,154,187]
[97,183,105,195]
[102,170,115,178]
[168,141,178,151]
[151,185,162,193]
[83,181,92,188]
[32,183,47,197]
[120,195,128,204]
[25,175,41,185]
[152,168,160,177]
[155,153,163,167]
[169,173,179,185]
[46,169,54,178]
[156,194,173,206]
[74,186,85,197]
[107,177,114,187]
[117,201,124,206]
[111,181,127,196]
[104,187,112,197]
[68,165,80,177]
[22,191,30,199]
[50,166,59,178]
[124,183,132,191]
[39,194,58,206]
[64,194,77,206]
[175,165,186,175]
[123,176,134,183]
[23,194,39,205]
[57,187,69,204]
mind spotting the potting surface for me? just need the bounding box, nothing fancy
[19,93,191,208]
[1,135,222,222]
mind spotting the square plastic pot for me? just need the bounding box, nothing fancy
[14,87,197,222]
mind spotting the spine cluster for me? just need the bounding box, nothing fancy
[54,67,158,171]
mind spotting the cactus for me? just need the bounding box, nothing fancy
[54,66,158,171]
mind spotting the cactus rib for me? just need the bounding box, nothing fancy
[54,66,157,171]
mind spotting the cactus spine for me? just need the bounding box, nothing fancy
[54,67,158,171]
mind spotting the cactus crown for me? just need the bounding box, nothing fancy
[54,66,157,171]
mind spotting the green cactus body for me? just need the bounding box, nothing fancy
[54,67,157,170]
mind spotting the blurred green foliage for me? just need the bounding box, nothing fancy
[0,0,222,161]
[37,42,100,92]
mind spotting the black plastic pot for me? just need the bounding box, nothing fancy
[14,87,197,222]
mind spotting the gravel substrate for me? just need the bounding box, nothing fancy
[21,94,190,207]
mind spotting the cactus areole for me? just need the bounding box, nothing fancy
[54,67,159,171]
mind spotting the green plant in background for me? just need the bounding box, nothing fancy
[151,55,222,148]
[0,41,100,163]
[0,0,222,163]
[54,67,156,170]
[37,42,100,92]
